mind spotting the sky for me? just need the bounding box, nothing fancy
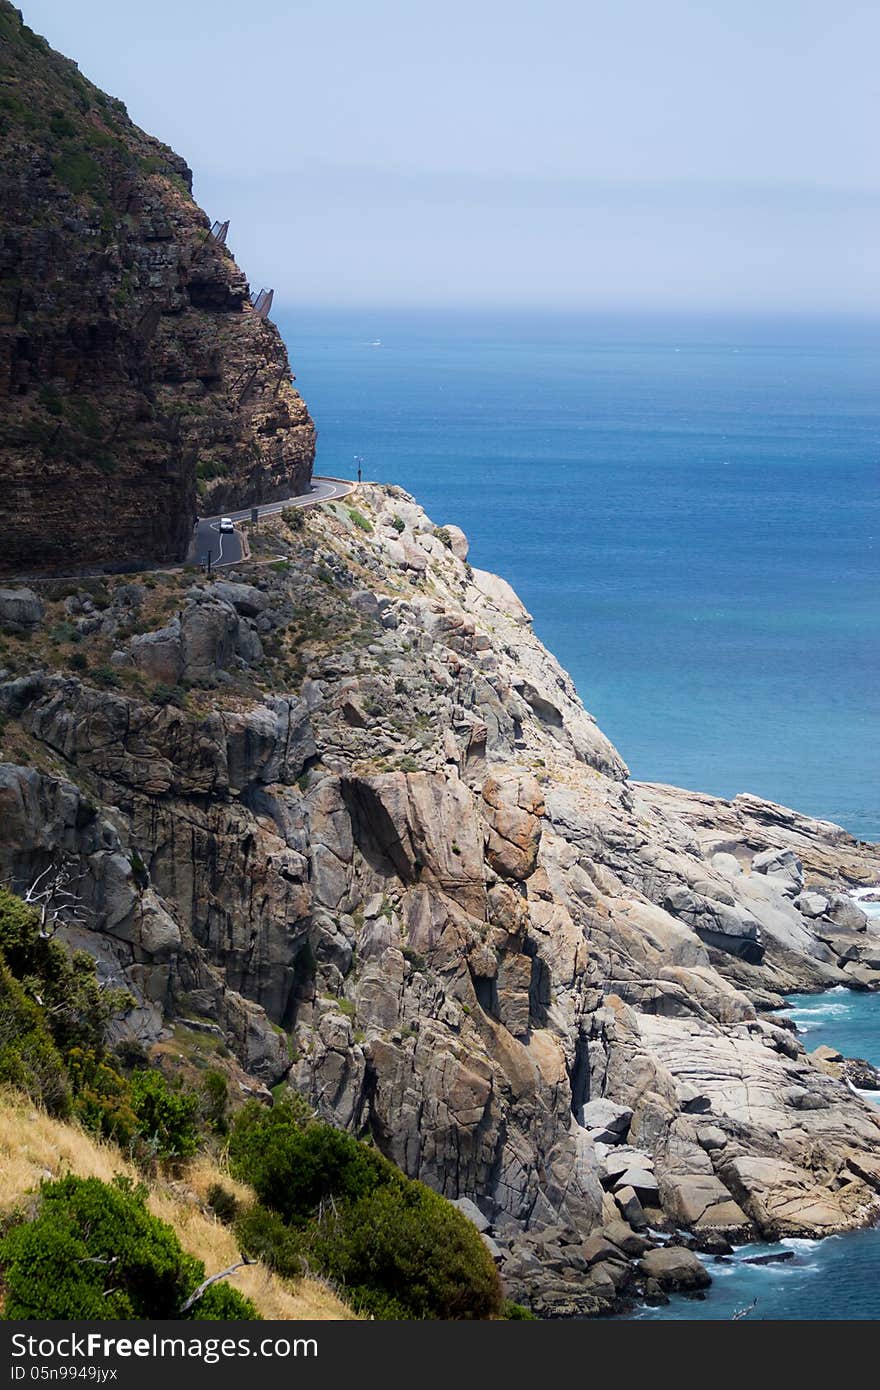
[21,0,880,313]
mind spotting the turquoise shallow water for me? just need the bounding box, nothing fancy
[631,1227,880,1321]
[279,309,880,840]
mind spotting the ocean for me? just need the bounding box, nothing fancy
[279,308,880,841]
[277,307,880,1319]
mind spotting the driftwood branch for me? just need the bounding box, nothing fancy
[179,1257,256,1315]
[732,1297,758,1320]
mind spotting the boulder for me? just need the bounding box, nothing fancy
[794,891,829,919]
[453,1196,490,1233]
[660,1173,749,1232]
[441,523,469,561]
[480,1233,504,1261]
[578,1234,624,1267]
[180,598,239,682]
[0,587,43,631]
[130,619,183,684]
[603,1147,655,1179]
[614,1169,659,1200]
[638,1246,711,1292]
[350,589,381,620]
[664,884,763,963]
[721,1154,850,1237]
[751,847,804,896]
[209,581,269,618]
[603,1220,651,1258]
[580,1098,633,1140]
[615,1185,646,1229]
[825,894,869,931]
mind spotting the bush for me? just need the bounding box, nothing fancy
[281,506,305,532]
[200,1069,229,1134]
[391,515,405,533]
[92,665,121,688]
[151,682,186,707]
[0,1176,260,1320]
[234,1204,304,1278]
[0,889,129,1056]
[500,1299,537,1319]
[228,1099,390,1224]
[228,1098,503,1319]
[0,958,70,1115]
[128,1070,200,1161]
[54,150,102,199]
[348,508,373,534]
[314,1179,502,1320]
[67,1048,138,1147]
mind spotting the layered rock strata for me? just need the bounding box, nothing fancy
[0,2,314,576]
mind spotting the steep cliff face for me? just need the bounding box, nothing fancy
[0,3,314,576]
[0,489,878,1316]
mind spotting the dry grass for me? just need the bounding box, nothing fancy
[0,1090,356,1320]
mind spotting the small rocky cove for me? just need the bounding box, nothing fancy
[636,983,880,1319]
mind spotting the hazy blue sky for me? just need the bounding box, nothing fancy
[23,0,880,312]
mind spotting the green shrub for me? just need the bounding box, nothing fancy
[54,150,103,199]
[0,957,70,1116]
[0,889,129,1057]
[433,526,453,549]
[0,1176,259,1320]
[92,665,121,688]
[281,506,305,531]
[49,111,77,139]
[500,1299,537,1319]
[195,459,228,481]
[391,515,405,533]
[228,1099,390,1224]
[234,1204,304,1278]
[314,1179,502,1320]
[69,650,88,671]
[151,682,186,707]
[67,1048,138,1147]
[128,1070,200,1161]
[348,508,373,534]
[200,1069,229,1134]
[129,849,149,890]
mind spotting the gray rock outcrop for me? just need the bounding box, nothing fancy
[0,483,878,1315]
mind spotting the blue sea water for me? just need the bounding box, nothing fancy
[279,309,880,841]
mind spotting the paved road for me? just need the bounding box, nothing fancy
[194,476,354,569]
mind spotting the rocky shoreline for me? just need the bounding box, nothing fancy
[1,484,879,1316]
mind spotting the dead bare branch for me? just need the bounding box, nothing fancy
[179,1257,256,1315]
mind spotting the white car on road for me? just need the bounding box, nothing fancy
[219,517,235,533]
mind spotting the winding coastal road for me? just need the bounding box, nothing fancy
[193,475,354,568]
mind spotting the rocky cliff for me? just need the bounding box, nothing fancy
[1,487,878,1316]
[0,3,314,577]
